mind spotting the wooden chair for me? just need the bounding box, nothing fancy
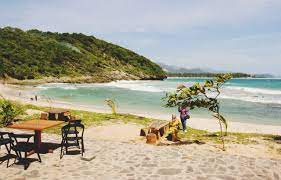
[8,133,41,170]
[0,132,15,167]
[60,122,85,159]
[69,115,76,121]
[40,113,48,120]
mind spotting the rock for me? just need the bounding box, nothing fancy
[157,168,182,175]
[81,155,96,161]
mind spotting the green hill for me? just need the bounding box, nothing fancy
[0,27,166,83]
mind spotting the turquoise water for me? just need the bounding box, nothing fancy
[35,78,281,125]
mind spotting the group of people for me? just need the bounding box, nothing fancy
[167,105,190,141]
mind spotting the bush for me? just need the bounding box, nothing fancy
[0,99,25,126]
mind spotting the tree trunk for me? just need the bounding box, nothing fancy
[218,117,225,151]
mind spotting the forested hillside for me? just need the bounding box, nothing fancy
[0,27,166,83]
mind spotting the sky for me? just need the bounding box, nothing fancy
[1,0,281,75]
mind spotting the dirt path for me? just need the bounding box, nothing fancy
[85,123,144,141]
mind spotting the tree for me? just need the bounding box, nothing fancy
[164,74,232,150]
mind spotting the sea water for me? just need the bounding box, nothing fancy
[35,78,281,125]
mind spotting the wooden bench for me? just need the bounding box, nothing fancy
[140,121,170,140]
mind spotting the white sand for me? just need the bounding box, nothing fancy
[85,123,144,141]
[1,83,281,135]
[1,124,281,179]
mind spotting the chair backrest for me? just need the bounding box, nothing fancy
[61,122,84,138]
[69,115,76,121]
[48,113,56,120]
[0,131,7,139]
[0,131,9,141]
[0,132,10,147]
[8,133,33,143]
[68,119,82,125]
[40,113,48,120]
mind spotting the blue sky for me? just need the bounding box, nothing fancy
[1,0,281,75]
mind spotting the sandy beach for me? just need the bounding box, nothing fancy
[1,83,281,179]
[1,122,281,180]
[2,3,281,179]
[1,83,281,135]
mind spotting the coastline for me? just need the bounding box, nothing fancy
[1,83,281,135]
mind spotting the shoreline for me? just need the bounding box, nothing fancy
[1,83,281,135]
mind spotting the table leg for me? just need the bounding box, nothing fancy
[34,130,42,149]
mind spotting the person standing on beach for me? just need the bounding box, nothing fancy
[178,105,190,133]
[35,95,38,101]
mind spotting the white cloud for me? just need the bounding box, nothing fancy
[1,0,281,33]
[1,0,281,75]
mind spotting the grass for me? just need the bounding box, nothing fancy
[178,126,280,145]
[2,100,281,147]
[20,104,155,134]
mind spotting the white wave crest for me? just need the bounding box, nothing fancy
[225,86,281,95]
[220,95,281,105]
[36,83,78,90]
[104,80,164,92]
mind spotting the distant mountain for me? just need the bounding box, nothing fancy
[158,63,209,74]
[158,63,274,78]
[253,74,275,78]
[0,27,166,83]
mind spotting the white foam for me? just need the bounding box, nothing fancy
[35,80,281,105]
[220,95,281,105]
[225,86,281,95]
[37,83,78,90]
[104,80,165,92]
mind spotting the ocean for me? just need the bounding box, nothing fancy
[35,78,281,126]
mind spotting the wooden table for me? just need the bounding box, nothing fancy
[8,120,64,149]
[46,109,70,121]
[140,121,170,139]
[149,121,170,138]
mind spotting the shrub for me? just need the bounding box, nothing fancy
[0,99,25,126]
[105,99,118,116]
